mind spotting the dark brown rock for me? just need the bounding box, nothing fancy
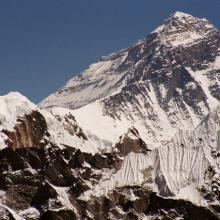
[2,111,49,150]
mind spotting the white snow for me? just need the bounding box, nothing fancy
[169,31,202,47]
[0,92,37,131]
[153,11,216,47]
[48,183,79,217]
[41,108,98,154]
[172,11,192,18]
[125,189,140,201]
[73,101,132,146]
[80,109,220,205]
[151,11,192,34]
[80,138,214,205]
[151,24,165,34]
[0,133,8,150]
[71,78,205,151]
[0,203,25,220]
[186,67,219,110]
[39,52,128,109]
[175,183,206,205]
[38,13,220,154]
[19,207,40,219]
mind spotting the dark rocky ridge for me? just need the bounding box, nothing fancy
[0,145,219,220]
[115,127,150,156]
[0,145,122,219]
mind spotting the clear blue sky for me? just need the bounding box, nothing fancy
[1,0,220,103]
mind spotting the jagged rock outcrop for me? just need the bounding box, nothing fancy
[0,146,122,220]
[115,127,150,156]
[50,107,88,140]
[0,145,219,220]
[2,111,49,150]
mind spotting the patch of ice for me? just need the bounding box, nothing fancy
[175,183,206,205]
[19,207,40,219]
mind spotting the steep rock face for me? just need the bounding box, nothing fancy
[115,127,150,156]
[99,11,220,143]
[50,107,87,140]
[0,146,122,220]
[2,111,49,150]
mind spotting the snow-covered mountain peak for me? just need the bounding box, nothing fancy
[152,11,216,47]
[0,91,38,131]
[170,11,192,18]
[165,11,212,28]
[40,12,220,149]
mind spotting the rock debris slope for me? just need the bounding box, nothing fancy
[1,11,220,219]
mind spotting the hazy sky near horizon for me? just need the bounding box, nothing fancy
[1,0,220,103]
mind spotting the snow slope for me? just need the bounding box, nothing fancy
[0,92,98,154]
[39,51,129,109]
[0,92,37,131]
[79,104,220,204]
